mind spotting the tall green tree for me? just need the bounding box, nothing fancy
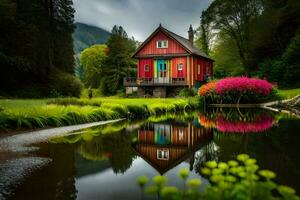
[0,0,78,97]
[196,10,214,55]
[103,25,137,95]
[211,33,244,78]
[200,0,299,81]
[251,0,300,65]
[80,44,108,88]
[202,0,263,76]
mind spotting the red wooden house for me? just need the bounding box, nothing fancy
[124,24,214,97]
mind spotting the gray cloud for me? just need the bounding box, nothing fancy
[73,0,212,41]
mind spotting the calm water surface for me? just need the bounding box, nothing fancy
[6,109,300,199]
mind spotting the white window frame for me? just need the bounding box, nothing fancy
[157,40,168,48]
[177,63,183,71]
[144,64,149,72]
[157,149,169,160]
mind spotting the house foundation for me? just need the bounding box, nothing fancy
[153,87,167,98]
[137,87,145,96]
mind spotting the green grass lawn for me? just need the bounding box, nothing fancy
[0,97,186,110]
[0,99,49,110]
[0,97,199,131]
[1,87,298,131]
[277,88,300,99]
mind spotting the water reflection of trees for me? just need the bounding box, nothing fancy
[51,120,137,174]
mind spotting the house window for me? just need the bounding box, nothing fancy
[177,63,183,71]
[157,40,168,48]
[157,149,169,160]
[144,64,149,72]
[198,64,201,75]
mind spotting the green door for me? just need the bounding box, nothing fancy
[156,59,169,83]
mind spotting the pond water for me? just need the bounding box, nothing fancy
[3,109,300,199]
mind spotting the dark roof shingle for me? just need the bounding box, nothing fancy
[162,27,211,60]
[133,25,213,61]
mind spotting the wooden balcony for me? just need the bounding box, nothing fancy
[124,77,187,86]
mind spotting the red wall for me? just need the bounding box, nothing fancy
[192,57,213,82]
[137,31,187,56]
[195,57,204,81]
[205,61,213,77]
[137,56,213,83]
[138,58,153,78]
[171,57,187,78]
[138,130,154,143]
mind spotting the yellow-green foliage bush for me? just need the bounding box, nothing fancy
[137,154,300,200]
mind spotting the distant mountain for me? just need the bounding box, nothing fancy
[73,23,110,79]
[73,22,110,54]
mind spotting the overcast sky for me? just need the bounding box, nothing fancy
[73,0,212,41]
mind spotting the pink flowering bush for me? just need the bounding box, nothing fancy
[199,77,277,103]
[215,77,273,96]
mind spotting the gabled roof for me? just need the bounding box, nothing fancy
[132,144,190,174]
[132,25,213,61]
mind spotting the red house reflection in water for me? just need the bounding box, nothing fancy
[132,122,213,174]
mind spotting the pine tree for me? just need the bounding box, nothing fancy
[103,25,136,95]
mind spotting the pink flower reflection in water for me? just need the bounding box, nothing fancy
[216,115,274,133]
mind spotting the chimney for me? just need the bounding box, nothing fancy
[188,24,194,44]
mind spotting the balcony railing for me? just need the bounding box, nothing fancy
[123,77,187,86]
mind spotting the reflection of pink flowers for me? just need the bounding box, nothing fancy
[216,115,273,133]
[215,77,273,95]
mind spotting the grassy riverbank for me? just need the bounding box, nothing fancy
[0,97,201,131]
[277,88,300,99]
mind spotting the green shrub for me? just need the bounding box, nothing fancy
[49,69,83,97]
[99,77,110,96]
[127,104,149,118]
[47,98,102,107]
[138,154,300,200]
[258,34,300,87]
[81,88,102,98]
[187,97,203,110]
[259,58,283,83]
[281,34,300,87]
[178,88,196,97]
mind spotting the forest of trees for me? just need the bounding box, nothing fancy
[0,0,82,97]
[80,26,137,96]
[0,1,137,97]
[1,0,299,98]
[196,0,300,87]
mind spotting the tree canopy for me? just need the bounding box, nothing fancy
[101,25,137,95]
[80,44,108,88]
[0,0,81,97]
[78,25,137,96]
[198,0,300,85]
